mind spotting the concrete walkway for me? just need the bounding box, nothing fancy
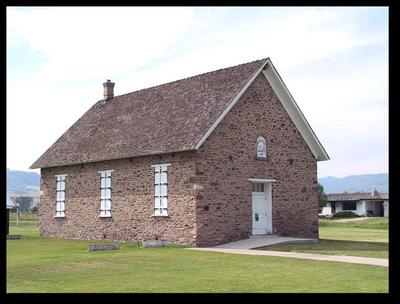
[188,248,388,267]
[214,236,317,250]
[187,236,388,267]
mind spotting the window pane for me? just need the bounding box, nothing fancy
[161,171,167,184]
[343,202,357,210]
[101,200,105,211]
[60,191,65,201]
[105,200,111,211]
[105,188,111,199]
[101,172,106,178]
[154,208,161,216]
[253,183,265,192]
[61,202,65,212]
[161,185,168,197]
[154,172,160,185]
[101,177,106,188]
[154,166,161,173]
[56,202,61,212]
[105,177,111,188]
[155,185,161,197]
[161,197,168,208]
[101,189,106,199]
[155,197,161,208]
[161,208,168,216]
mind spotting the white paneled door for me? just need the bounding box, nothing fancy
[252,183,272,235]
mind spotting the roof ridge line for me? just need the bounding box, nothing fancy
[110,58,268,100]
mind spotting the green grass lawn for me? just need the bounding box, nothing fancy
[319,217,388,229]
[7,226,388,293]
[258,218,388,259]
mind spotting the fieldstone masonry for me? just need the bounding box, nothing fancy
[194,73,319,247]
[39,73,319,247]
[40,151,198,246]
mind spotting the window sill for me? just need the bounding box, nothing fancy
[98,215,112,218]
[54,215,65,218]
[152,214,169,217]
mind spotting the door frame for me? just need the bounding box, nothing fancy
[249,178,275,235]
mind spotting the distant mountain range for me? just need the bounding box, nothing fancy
[318,173,388,194]
[7,169,40,197]
[6,169,388,197]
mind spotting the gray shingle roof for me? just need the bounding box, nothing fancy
[327,191,389,202]
[31,59,268,169]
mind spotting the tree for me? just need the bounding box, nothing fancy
[15,197,33,213]
[318,183,327,214]
[31,206,39,213]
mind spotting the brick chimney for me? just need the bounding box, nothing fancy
[103,80,115,100]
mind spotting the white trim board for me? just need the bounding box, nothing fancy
[151,163,171,168]
[98,170,114,173]
[194,58,329,162]
[249,178,276,183]
[262,60,329,161]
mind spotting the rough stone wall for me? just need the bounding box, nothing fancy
[39,151,197,245]
[194,73,319,247]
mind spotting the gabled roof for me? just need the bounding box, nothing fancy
[327,191,389,202]
[31,57,329,169]
[7,194,15,209]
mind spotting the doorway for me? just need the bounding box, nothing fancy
[252,182,272,235]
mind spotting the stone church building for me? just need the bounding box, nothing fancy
[31,58,329,247]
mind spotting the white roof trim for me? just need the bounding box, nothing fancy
[262,60,329,161]
[194,61,268,149]
[194,58,329,161]
[249,178,277,183]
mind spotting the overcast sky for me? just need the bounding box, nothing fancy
[7,7,388,178]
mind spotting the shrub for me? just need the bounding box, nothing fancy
[332,211,360,218]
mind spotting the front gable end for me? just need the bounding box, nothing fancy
[195,58,329,162]
[197,72,316,162]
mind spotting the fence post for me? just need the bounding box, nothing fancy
[16,208,19,228]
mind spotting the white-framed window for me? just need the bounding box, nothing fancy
[55,174,67,217]
[152,164,170,216]
[99,170,112,217]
